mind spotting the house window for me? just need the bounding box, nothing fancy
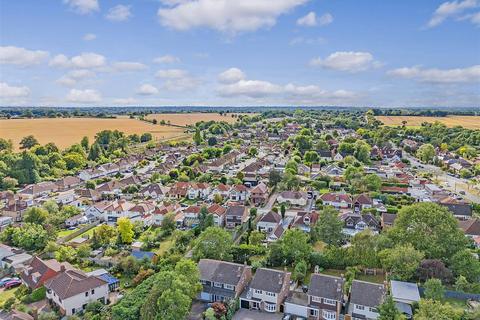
[72,308,76,314]
[214,282,222,288]
[91,289,95,294]
[254,289,262,294]
[265,291,276,297]
[355,304,365,310]
[311,296,321,303]
[310,309,319,316]
[85,292,89,297]
[369,307,378,313]
[224,284,234,290]
[323,298,336,306]
[264,302,276,312]
[322,310,336,320]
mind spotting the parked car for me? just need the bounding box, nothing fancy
[0,277,19,287]
[4,279,22,289]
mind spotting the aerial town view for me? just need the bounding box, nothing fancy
[0,1,479,320]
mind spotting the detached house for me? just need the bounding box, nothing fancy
[353,194,373,212]
[139,183,167,200]
[20,257,73,290]
[187,183,211,200]
[230,184,249,202]
[45,267,109,316]
[277,191,308,207]
[250,183,269,206]
[207,204,227,227]
[198,259,252,303]
[225,205,248,229]
[348,280,386,320]
[257,211,281,233]
[285,273,344,320]
[240,268,291,313]
[320,193,352,209]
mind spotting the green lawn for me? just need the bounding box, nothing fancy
[155,236,174,257]
[321,269,385,284]
[57,228,79,238]
[72,225,103,240]
[0,287,19,306]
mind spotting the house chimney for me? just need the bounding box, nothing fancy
[60,265,66,272]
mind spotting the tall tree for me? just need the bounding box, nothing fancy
[20,135,39,149]
[379,244,424,281]
[387,203,467,260]
[311,206,343,246]
[192,227,233,261]
[117,217,134,244]
[378,295,406,320]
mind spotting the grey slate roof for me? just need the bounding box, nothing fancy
[350,280,385,308]
[198,259,248,286]
[309,274,344,301]
[45,269,107,300]
[250,268,290,293]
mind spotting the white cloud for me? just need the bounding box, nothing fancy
[318,13,334,26]
[155,69,199,91]
[0,82,30,98]
[111,61,147,72]
[83,33,97,41]
[63,0,99,15]
[56,69,96,87]
[297,11,317,26]
[216,67,359,104]
[0,46,49,66]
[157,0,309,33]
[49,52,106,69]
[105,4,132,22]
[388,65,480,83]
[427,0,478,27]
[136,84,159,95]
[310,51,381,72]
[218,67,246,84]
[71,53,106,68]
[114,97,138,105]
[66,88,102,103]
[153,55,180,64]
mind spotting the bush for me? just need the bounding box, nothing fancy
[22,286,46,303]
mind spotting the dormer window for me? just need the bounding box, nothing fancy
[213,282,222,288]
[323,298,336,306]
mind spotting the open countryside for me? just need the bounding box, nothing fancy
[144,112,252,126]
[377,116,480,129]
[0,118,186,151]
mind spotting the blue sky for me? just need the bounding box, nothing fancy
[0,0,479,107]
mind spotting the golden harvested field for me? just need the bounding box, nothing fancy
[0,118,186,151]
[377,116,480,129]
[145,112,253,126]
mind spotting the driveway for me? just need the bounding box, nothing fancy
[188,301,207,320]
[232,309,284,320]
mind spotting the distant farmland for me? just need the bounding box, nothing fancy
[144,112,252,126]
[377,116,480,129]
[0,118,186,151]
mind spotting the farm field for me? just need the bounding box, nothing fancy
[377,115,480,129]
[144,112,253,126]
[0,117,186,151]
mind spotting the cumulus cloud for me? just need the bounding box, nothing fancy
[49,52,106,69]
[427,0,478,27]
[218,67,246,84]
[297,12,317,26]
[63,0,99,15]
[83,33,97,41]
[0,82,30,98]
[136,84,159,95]
[318,13,334,26]
[157,0,309,33]
[0,46,49,66]
[216,67,358,104]
[153,55,180,64]
[105,4,132,22]
[66,88,102,103]
[388,65,480,83]
[56,69,96,87]
[310,51,381,72]
[111,61,147,72]
[155,69,199,91]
